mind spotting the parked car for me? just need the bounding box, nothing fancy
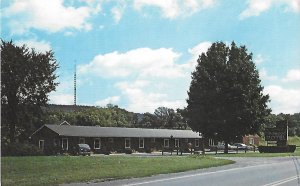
[72,144,91,156]
[210,143,234,151]
[232,143,249,150]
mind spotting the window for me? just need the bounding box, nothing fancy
[151,138,156,143]
[62,138,68,150]
[249,138,254,145]
[125,138,131,148]
[195,139,200,147]
[164,139,169,148]
[175,139,179,148]
[108,138,114,143]
[139,138,144,148]
[209,138,215,146]
[185,138,189,143]
[94,138,101,149]
[39,140,44,150]
[79,138,85,144]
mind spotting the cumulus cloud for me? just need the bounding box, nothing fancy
[111,1,126,23]
[49,93,74,105]
[254,54,264,65]
[264,85,300,114]
[115,81,186,113]
[133,0,217,19]
[186,41,212,68]
[95,96,120,107]
[3,0,102,34]
[240,0,300,20]
[48,75,74,105]
[259,68,278,81]
[283,69,300,82]
[78,41,212,113]
[78,47,183,78]
[15,39,52,53]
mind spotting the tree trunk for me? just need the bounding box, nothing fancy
[224,141,229,154]
[201,137,205,155]
[8,93,18,143]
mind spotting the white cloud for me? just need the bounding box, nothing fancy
[49,75,74,105]
[15,39,52,53]
[111,1,126,23]
[283,69,300,82]
[133,0,217,19]
[111,7,123,23]
[115,81,186,113]
[79,42,213,113]
[186,41,212,68]
[3,0,102,34]
[259,68,278,81]
[240,0,300,19]
[49,93,74,105]
[264,85,300,114]
[78,47,183,78]
[254,54,264,65]
[95,96,120,107]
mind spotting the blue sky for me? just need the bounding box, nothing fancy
[2,0,300,114]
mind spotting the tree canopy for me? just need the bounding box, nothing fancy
[1,40,59,143]
[43,105,188,129]
[185,41,271,153]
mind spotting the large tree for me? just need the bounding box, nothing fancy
[186,42,271,153]
[1,40,59,143]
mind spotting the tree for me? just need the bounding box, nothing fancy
[1,40,59,143]
[185,42,271,153]
[154,107,180,129]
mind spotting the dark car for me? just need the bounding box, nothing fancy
[73,144,91,156]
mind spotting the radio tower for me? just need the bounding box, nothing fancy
[74,62,77,106]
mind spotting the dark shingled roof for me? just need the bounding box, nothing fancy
[43,125,202,138]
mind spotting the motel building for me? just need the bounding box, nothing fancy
[30,122,202,155]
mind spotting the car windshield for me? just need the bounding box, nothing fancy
[78,144,90,148]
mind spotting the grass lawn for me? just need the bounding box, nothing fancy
[1,155,233,186]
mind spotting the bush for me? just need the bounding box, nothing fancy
[145,148,152,153]
[124,148,133,154]
[258,145,296,153]
[1,142,44,156]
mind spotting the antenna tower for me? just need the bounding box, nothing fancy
[74,62,77,106]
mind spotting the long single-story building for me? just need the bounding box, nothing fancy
[30,123,202,154]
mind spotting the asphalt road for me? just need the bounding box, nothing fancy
[61,156,300,186]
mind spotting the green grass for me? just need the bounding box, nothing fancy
[288,136,300,146]
[1,155,233,186]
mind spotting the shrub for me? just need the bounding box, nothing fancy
[145,148,152,153]
[1,142,44,156]
[124,148,133,154]
[258,145,296,153]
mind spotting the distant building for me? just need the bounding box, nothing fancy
[243,135,260,146]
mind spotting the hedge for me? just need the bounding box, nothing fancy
[1,142,44,156]
[258,145,296,153]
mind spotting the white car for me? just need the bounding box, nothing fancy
[211,143,234,150]
[231,143,249,150]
